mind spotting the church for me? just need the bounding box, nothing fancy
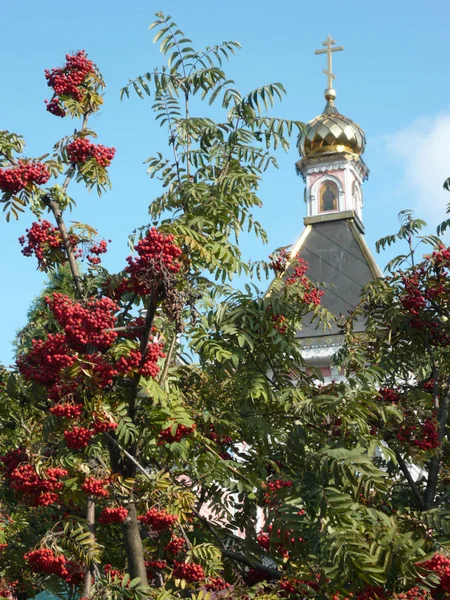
[290,36,382,381]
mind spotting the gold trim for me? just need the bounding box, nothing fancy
[304,210,365,233]
[348,220,383,279]
[265,226,312,298]
[290,225,312,260]
[305,144,360,157]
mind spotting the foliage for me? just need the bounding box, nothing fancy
[0,12,449,600]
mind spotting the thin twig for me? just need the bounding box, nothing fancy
[41,195,84,297]
[103,432,191,549]
[159,332,177,385]
[119,293,138,325]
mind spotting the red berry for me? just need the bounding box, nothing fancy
[99,506,128,525]
[138,508,178,532]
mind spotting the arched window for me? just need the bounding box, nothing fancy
[319,181,338,212]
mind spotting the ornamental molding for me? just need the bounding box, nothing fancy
[305,161,367,182]
[301,344,342,362]
[298,154,369,182]
[305,162,348,174]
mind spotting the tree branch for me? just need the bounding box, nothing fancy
[82,497,95,599]
[103,433,280,578]
[424,384,450,509]
[396,452,426,511]
[159,332,177,385]
[221,549,282,580]
[42,195,84,297]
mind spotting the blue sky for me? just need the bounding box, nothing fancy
[1,0,450,364]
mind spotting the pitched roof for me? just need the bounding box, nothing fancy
[293,213,382,346]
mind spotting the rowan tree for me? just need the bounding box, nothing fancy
[0,12,449,600]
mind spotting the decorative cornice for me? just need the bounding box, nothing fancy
[296,152,369,182]
[304,210,365,234]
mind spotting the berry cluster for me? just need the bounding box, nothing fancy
[25,548,83,585]
[417,553,450,592]
[0,449,27,478]
[81,477,110,498]
[115,342,165,379]
[398,267,450,338]
[0,161,50,195]
[0,580,17,600]
[45,97,66,117]
[269,249,290,274]
[285,258,308,283]
[84,353,119,388]
[396,418,439,451]
[158,423,196,445]
[67,138,116,168]
[172,562,205,583]
[118,317,146,340]
[356,587,386,600]
[422,379,436,393]
[400,273,427,318]
[99,506,129,525]
[125,228,183,295]
[64,427,93,450]
[139,343,166,378]
[165,536,185,555]
[47,380,79,402]
[205,577,231,591]
[5,462,68,506]
[265,479,293,493]
[104,564,122,580]
[285,258,324,305]
[393,588,431,600]
[272,314,287,334]
[138,508,178,532]
[115,349,142,374]
[92,416,118,434]
[45,51,94,117]
[280,579,300,596]
[87,239,109,265]
[379,388,401,404]
[50,402,83,419]
[279,576,319,595]
[257,524,302,558]
[19,221,81,270]
[145,560,167,577]
[25,548,68,577]
[432,244,450,267]
[46,293,118,351]
[17,333,76,386]
[246,568,269,585]
[263,479,293,504]
[208,426,232,447]
[256,531,270,551]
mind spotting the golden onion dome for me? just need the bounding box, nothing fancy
[298,88,366,158]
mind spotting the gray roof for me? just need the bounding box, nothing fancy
[294,214,381,346]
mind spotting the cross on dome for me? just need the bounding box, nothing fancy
[314,35,344,93]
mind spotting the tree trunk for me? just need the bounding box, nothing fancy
[122,501,149,586]
[82,497,96,598]
[424,393,450,509]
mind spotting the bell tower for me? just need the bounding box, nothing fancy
[296,36,368,229]
[291,37,381,378]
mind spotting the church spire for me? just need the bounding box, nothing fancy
[288,36,381,364]
[314,34,343,106]
[296,36,368,228]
